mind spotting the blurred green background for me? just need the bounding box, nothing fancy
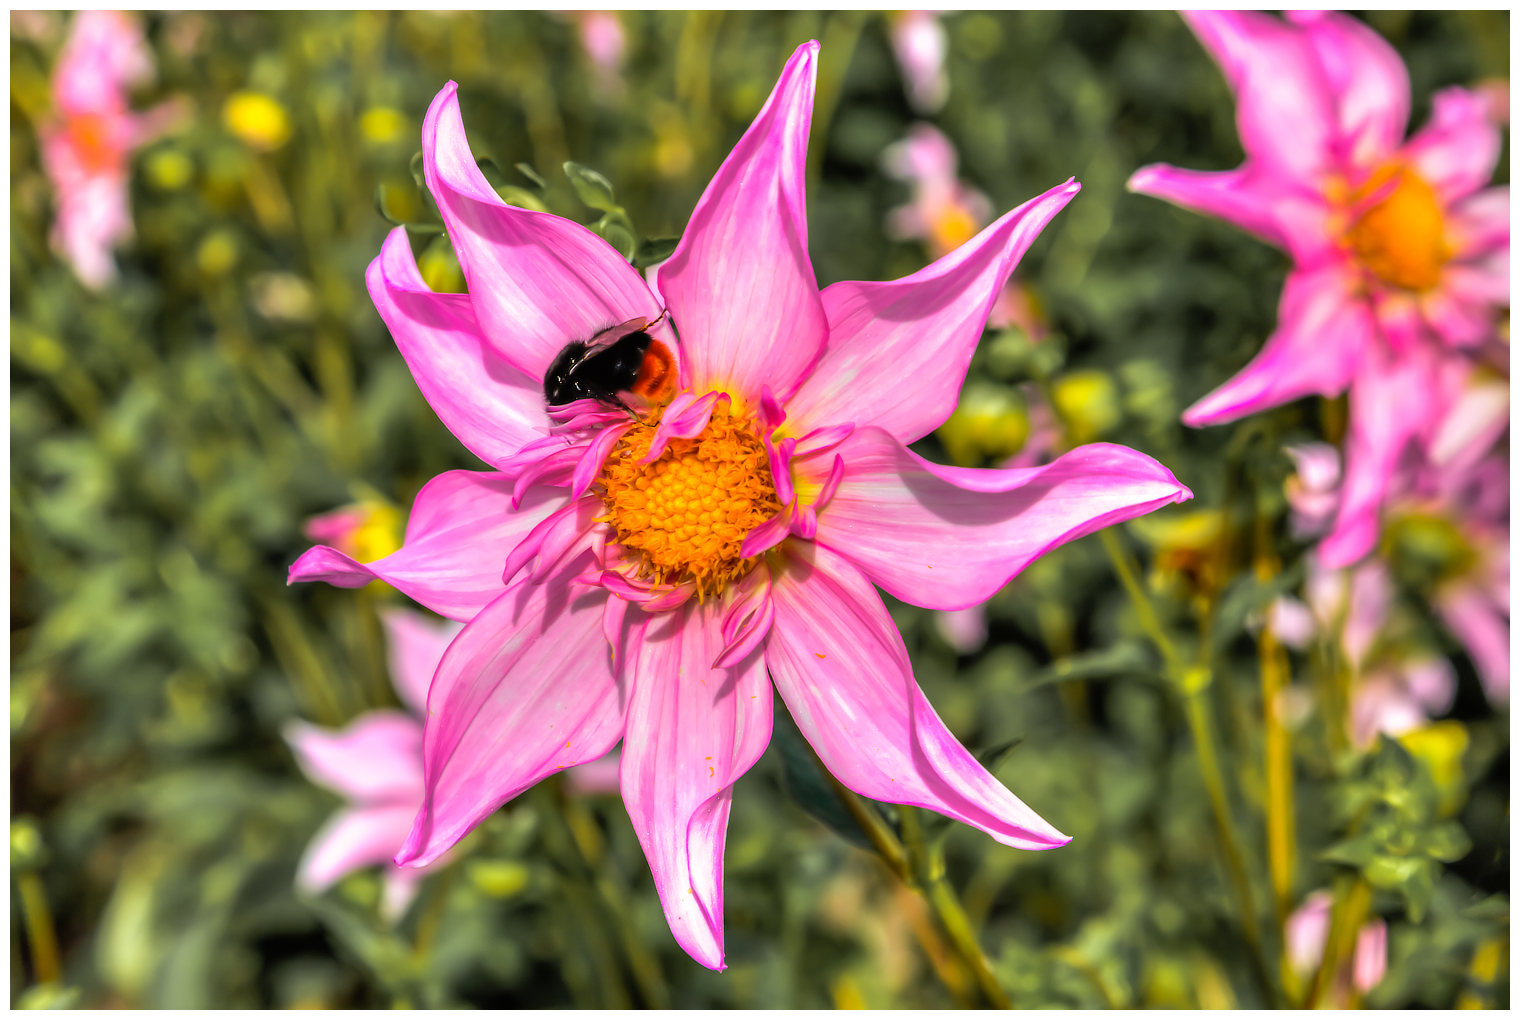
[10,10,1508,1008]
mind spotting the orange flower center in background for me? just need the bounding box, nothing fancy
[929,203,980,258]
[1346,167,1451,293]
[68,113,122,175]
[598,405,781,598]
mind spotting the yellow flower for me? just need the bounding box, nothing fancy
[223,91,291,152]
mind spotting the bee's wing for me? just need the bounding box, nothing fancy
[575,317,650,360]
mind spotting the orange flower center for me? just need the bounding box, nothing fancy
[930,203,979,257]
[1346,167,1451,293]
[68,113,121,175]
[597,405,781,598]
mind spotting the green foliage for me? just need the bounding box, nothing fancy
[11,10,1507,1009]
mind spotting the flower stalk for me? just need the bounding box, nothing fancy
[1100,527,1278,1005]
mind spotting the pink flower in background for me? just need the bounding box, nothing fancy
[283,610,458,922]
[889,11,949,114]
[934,606,989,656]
[290,41,1191,969]
[883,123,1048,335]
[1285,891,1388,1001]
[303,500,404,567]
[1129,11,1509,569]
[883,123,991,259]
[40,10,188,288]
[1284,376,1509,706]
[574,11,625,94]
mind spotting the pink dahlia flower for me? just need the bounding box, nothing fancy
[39,10,187,289]
[1285,890,1388,1001]
[283,609,459,922]
[289,42,1190,969]
[1129,11,1509,569]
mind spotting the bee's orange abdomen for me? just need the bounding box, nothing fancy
[630,340,677,404]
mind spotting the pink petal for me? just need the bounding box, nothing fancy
[1318,345,1438,568]
[1288,10,1409,169]
[297,803,423,894]
[1401,87,1503,204]
[1183,263,1370,425]
[1285,890,1334,973]
[396,571,624,868]
[1353,918,1388,993]
[652,42,827,406]
[368,227,547,466]
[288,471,562,622]
[816,428,1190,610]
[785,180,1080,444]
[1447,186,1509,256]
[766,542,1068,850]
[421,82,663,381]
[379,609,462,717]
[619,601,774,970]
[1437,582,1509,705]
[1126,163,1332,264]
[284,711,425,804]
[1182,11,1338,183]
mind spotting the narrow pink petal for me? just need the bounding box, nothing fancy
[642,391,723,464]
[380,609,463,717]
[1183,263,1370,425]
[1402,87,1502,204]
[1440,254,1509,310]
[652,42,827,406]
[715,570,776,669]
[1423,283,1501,348]
[766,542,1069,850]
[619,602,774,970]
[573,423,632,499]
[397,570,624,868]
[421,82,663,381]
[1126,164,1332,264]
[816,428,1190,610]
[1287,10,1409,168]
[785,180,1080,444]
[290,471,563,622]
[1447,186,1509,256]
[502,496,604,587]
[1182,11,1339,183]
[603,594,631,674]
[738,504,794,560]
[368,227,546,466]
[297,804,423,894]
[284,711,425,804]
[380,866,428,923]
[1318,346,1437,568]
[1353,918,1388,993]
[1437,583,1509,705]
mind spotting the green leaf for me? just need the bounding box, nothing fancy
[633,236,680,268]
[1418,821,1473,863]
[772,707,874,850]
[374,181,443,233]
[1026,640,1157,690]
[409,150,425,188]
[594,220,637,262]
[514,162,548,189]
[564,161,618,212]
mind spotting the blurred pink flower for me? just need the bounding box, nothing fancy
[575,11,625,94]
[1284,442,1343,538]
[883,123,992,259]
[290,42,1191,969]
[39,10,187,288]
[1350,657,1456,748]
[934,606,989,655]
[889,11,949,114]
[1286,891,1388,1001]
[1130,11,1508,569]
[283,610,459,922]
[883,123,1046,335]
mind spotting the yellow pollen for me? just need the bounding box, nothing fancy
[597,404,781,599]
[1347,167,1451,293]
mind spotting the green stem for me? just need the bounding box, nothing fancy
[903,808,1014,1010]
[816,760,1007,1007]
[1101,528,1278,1007]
